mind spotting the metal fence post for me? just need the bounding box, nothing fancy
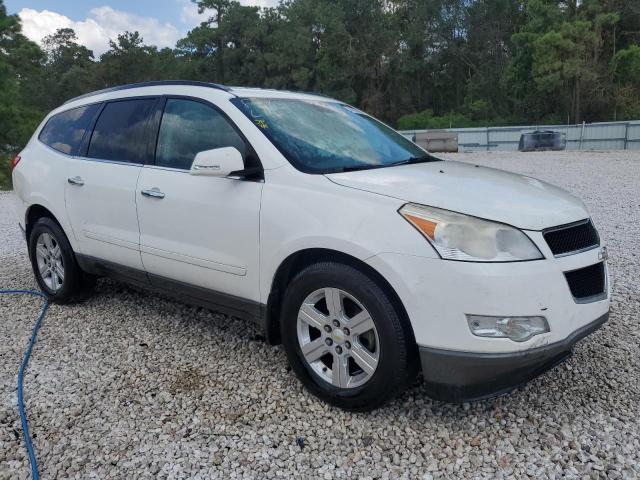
[624,123,630,150]
[486,127,490,151]
[579,121,586,150]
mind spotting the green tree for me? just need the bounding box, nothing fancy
[614,45,640,84]
[613,45,640,118]
[532,21,600,124]
[96,32,181,87]
[462,0,524,120]
[0,3,43,146]
[41,28,95,108]
[178,0,231,83]
[507,0,621,124]
[263,0,352,97]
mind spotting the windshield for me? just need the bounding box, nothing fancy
[232,97,438,173]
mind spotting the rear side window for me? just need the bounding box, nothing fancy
[39,104,100,155]
[87,99,155,163]
[155,99,246,170]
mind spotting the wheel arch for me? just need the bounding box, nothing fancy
[25,204,65,245]
[264,248,417,355]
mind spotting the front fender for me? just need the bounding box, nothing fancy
[258,169,438,303]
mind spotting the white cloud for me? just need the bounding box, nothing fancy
[18,7,182,56]
[238,0,281,9]
[179,1,210,26]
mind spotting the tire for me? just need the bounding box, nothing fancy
[28,217,94,303]
[280,261,417,411]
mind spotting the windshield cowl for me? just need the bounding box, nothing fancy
[323,156,441,174]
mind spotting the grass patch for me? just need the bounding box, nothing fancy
[0,154,12,190]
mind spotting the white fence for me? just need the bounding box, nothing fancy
[400,120,640,152]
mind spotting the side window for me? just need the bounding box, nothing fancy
[39,104,100,155]
[155,99,247,170]
[87,99,156,163]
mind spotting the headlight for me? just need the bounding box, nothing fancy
[399,203,543,262]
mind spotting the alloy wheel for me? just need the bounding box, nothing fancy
[35,232,64,292]
[296,288,380,389]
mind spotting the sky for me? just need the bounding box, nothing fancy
[5,0,280,56]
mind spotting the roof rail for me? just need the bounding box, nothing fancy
[64,80,233,104]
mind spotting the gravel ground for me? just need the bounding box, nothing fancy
[1,150,639,479]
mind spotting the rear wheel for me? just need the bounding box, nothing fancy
[28,217,94,303]
[281,262,416,411]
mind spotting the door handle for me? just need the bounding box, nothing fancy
[67,176,84,186]
[141,187,165,199]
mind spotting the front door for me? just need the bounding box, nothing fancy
[136,98,263,305]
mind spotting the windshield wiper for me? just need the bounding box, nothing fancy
[324,155,439,174]
[325,164,386,173]
[387,155,439,167]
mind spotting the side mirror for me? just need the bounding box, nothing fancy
[190,147,245,177]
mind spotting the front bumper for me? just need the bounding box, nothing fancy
[419,312,608,402]
[365,238,610,402]
[365,244,610,352]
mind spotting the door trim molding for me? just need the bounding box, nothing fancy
[140,244,247,276]
[82,229,139,250]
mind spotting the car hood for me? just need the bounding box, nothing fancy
[326,161,588,230]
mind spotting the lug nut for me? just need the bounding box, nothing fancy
[343,328,350,336]
[325,338,333,346]
[335,346,343,354]
[345,341,351,349]
[332,319,340,327]
[324,325,332,333]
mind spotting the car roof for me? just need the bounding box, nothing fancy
[62,80,337,110]
[227,86,336,102]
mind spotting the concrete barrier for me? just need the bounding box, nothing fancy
[413,130,459,153]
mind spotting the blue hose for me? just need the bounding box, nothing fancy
[1,289,48,480]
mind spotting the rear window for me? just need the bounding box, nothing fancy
[39,104,100,155]
[87,99,156,163]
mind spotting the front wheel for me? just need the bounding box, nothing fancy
[281,262,417,411]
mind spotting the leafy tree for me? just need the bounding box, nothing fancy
[532,21,601,124]
[0,1,43,152]
[614,45,640,85]
[462,0,524,120]
[613,45,640,119]
[41,28,95,109]
[179,0,231,83]
[95,32,181,88]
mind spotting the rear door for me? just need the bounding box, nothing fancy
[136,97,263,308]
[65,98,157,271]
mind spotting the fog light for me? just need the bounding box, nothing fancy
[466,315,549,342]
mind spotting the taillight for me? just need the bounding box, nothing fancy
[11,155,21,170]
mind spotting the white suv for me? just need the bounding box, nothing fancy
[12,81,610,410]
